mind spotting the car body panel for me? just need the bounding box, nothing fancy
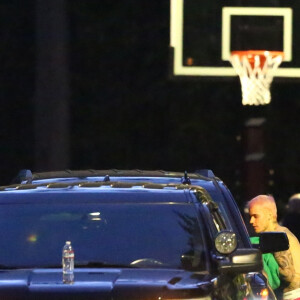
[0,268,213,299]
[0,169,277,299]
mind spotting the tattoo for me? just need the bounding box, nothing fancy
[274,249,295,283]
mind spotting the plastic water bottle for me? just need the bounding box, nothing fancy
[62,241,74,283]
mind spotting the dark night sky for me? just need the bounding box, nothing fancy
[1,1,300,213]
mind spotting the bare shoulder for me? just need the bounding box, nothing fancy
[277,224,292,233]
[277,225,300,244]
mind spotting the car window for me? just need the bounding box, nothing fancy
[204,185,247,246]
[0,202,207,271]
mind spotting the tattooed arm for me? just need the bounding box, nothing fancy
[274,249,295,284]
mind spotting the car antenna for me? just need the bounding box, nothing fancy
[181,171,191,185]
[103,175,110,182]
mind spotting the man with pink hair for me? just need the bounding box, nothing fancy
[248,195,300,300]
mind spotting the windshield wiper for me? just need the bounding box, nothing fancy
[0,264,23,269]
[75,261,136,268]
[41,262,135,269]
[29,261,137,269]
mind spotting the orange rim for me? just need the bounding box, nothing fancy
[231,50,284,58]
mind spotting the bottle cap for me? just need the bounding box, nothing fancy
[66,241,71,245]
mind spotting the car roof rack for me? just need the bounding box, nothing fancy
[9,168,217,185]
[195,169,215,178]
[11,169,33,184]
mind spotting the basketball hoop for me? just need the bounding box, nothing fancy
[230,50,284,106]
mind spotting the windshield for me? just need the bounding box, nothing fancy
[0,201,206,270]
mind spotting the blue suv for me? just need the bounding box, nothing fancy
[0,169,287,299]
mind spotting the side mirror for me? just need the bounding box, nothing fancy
[218,248,263,274]
[259,231,289,253]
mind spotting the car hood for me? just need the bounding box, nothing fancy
[0,268,213,299]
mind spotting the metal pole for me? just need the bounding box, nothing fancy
[243,118,266,200]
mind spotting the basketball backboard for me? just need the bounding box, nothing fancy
[170,0,300,78]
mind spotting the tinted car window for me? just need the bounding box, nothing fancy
[0,202,206,270]
[203,182,248,247]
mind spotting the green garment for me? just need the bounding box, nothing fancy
[250,236,281,290]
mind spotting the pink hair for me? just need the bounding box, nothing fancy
[247,195,277,220]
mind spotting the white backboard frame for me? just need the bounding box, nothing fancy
[170,0,300,78]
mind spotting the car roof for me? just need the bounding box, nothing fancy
[11,169,216,182]
[0,186,193,203]
[0,169,219,207]
[0,169,228,213]
[0,182,220,213]
[6,168,220,194]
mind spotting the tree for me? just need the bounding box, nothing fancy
[34,0,70,171]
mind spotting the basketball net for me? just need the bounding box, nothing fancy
[230,51,283,105]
